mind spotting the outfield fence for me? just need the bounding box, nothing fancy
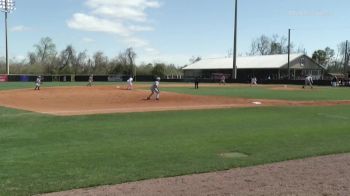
[1,74,349,87]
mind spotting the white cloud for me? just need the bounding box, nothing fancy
[68,0,160,54]
[144,47,159,54]
[123,37,149,48]
[86,0,160,9]
[82,37,95,43]
[128,25,154,32]
[10,25,30,32]
[92,6,147,22]
[68,13,131,36]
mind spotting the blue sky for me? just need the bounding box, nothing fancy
[1,0,349,66]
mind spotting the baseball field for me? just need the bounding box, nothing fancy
[1,82,350,195]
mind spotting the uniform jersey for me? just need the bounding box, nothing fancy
[251,77,257,84]
[220,76,225,82]
[127,78,133,84]
[305,76,313,84]
[36,78,41,86]
[150,81,160,93]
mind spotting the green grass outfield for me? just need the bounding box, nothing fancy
[162,85,350,101]
[1,82,350,195]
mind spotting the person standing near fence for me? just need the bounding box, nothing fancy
[87,74,93,86]
[194,76,199,89]
[219,75,226,85]
[34,76,42,90]
[331,76,338,87]
[250,76,257,87]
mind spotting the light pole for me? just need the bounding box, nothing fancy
[287,28,291,80]
[345,40,348,76]
[232,0,238,80]
[0,0,16,75]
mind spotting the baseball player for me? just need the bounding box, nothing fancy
[331,76,338,87]
[250,77,257,87]
[303,75,313,89]
[34,76,41,90]
[219,75,226,85]
[127,76,133,90]
[87,74,93,86]
[147,77,160,100]
[194,76,199,89]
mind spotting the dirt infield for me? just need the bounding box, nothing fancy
[43,153,350,196]
[0,85,350,116]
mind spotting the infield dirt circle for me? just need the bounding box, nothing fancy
[0,85,350,116]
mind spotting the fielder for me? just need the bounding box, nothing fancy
[303,75,313,89]
[147,77,160,100]
[250,77,257,87]
[127,76,133,90]
[331,76,338,87]
[87,74,93,86]
[34,76,41,90]
[219,75,226,85]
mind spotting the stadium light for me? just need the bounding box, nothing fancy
[0,0,16,75]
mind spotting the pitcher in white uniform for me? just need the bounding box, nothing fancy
[127,76,133,90]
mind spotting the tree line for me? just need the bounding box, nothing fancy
[311,41,349,73]
[0,37,183,77]
[1,35,348,76]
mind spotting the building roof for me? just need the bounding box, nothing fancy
[183,53,305,70]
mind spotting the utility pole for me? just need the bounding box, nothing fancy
[345,40,348,76]
[232,0,238,80]
[5,10,8,74]
[287,28,291,80]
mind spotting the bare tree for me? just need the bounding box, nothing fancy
[126,48,137,76]
[250,35,270,55]
[249,34,292,56]
[111,48,137,75]
[337,41,350,64]
[270,34,289,54]
[27,37,57,74]
[93,51,109,74]
[34,37,57,63]
[59,45,76,73]
[73,50,88,75]
[28,52,36,65]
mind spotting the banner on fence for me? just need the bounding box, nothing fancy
[0,75,8,82]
